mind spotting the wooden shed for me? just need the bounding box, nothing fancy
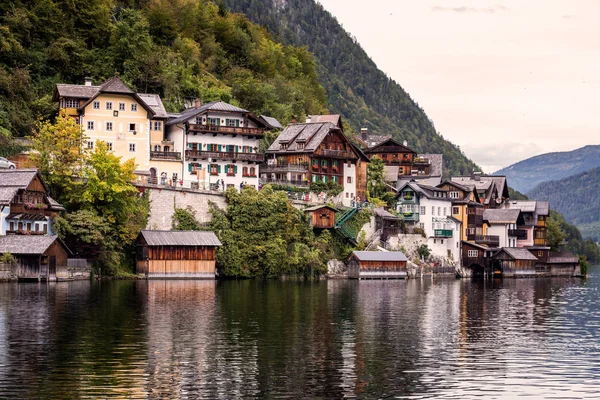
[373,208,400,241]
[136,230,222,279]
[491,247,538,277]
[547,254,579,276]
[347,251,408,279]
[0,235,71,281]
[304,205,338,229]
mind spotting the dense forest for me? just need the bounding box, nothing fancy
[223,0,480,176]
[0,0,328,149]
[528,166,600,241]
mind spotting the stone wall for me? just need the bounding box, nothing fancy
[145,186,228,230]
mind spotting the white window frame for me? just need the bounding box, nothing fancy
[106,101,113,110]
[153,121,162,131]
[468,250,478,258]
[131,103,138,112]
[420,206,426,215]
[65,98,79,108]
[87,121,94,130]
[93,101,100,110]
[119,102,125,111]
[107,142,113,151]
[106,122,113,131]
[87,141,94,150]
[129,143,136,152]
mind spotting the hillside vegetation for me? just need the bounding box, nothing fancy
[0,0,328,150]
[495,145,600,193]
[528,166,600,241]
[223,0,480,176]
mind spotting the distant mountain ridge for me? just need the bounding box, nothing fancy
[223,0,480,176]
[494,145,600,193]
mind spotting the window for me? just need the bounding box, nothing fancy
[153,121,162,131]
[420,206,426,215]
[153,145,161,151]
[106,122,113,131]
[131,103,138,112]
[468,250,478,258]
[443,207,447,216]
[538,251,543,257]
[107,142,113,151]
[452,206,459,214]
[250,167,256,176]
[129,123,136,132]
[65,98,79,108]
[87,141,94,149]
[347,176,352,183]
[437,207,441,216]
[208,117,219,126]
[297,142,305,149]
[450,191,459,199]
[129,143,136,152]
[226,119,236,127]
[87,121,94,130]
[195,117,203,125]
[432,206,435,215]
[93,101,100,110]
[106,102,113,110]
[119,102,125,111]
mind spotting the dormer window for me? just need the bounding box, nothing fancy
[297,142,305,149]
[280,143,288,150]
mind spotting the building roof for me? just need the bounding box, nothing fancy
[548,256,579,264]
[396,180,449,201]
[494,247,538,261]
[54,84,100,99]
[418,154,443,177]
[0,187,19,206]
[137,93,168,118]
[373,208,400,220]
[47,196,65,211]
[506,201,537,213]
[0,235,71,255]
[98,76,135,94]
[535,201,549,216]
[303,205,338,212]
[0,169,63,209]
[483,208,521,224]
[267,122,346,155]
[166,101,253,126]
[307,114,343,129]
[259,115,283,129]
[397,175,442,188]
[139,230,222,247]
[351,251,408,262]
[383,166,399,182]
[364,138,416,154]
[461,241,490,251]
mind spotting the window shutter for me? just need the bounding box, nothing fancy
[226,119,230,126]
[234,165,238,174]
[188,164,193,172]
[218,144,222,152]
[218,165,221,173]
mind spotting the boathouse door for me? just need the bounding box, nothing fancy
[49,256,56,277]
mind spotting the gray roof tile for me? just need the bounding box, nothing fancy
[0,235,69,255]
[496,247,538,260]
[483,208,520,224]
[351,251,408,262]
[140,230,222,247]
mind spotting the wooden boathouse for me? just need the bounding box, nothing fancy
[491,247,537,277]
[0,235,71,281]
[347,251,408,279]
[136,230,222,278]
[304,205,338,229]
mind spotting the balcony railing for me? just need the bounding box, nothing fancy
[413,157,430,164]
[262,178,309,187]
[434,229,453,238]
[314,149,356,159]
[188,124,264,137]
[150,151,181,160]
[508,229,528,240]
[467,234,500,247]
[534,238,547,246]
[185,150,264,162]
[261,162,309,173]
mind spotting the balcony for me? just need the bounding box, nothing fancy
[508,229,528,240]
[262,177,309,187]
[314,149,356,159]
[434,229,453,238]
[534,238,547,246]
[188,124,264,137]
[150,151,181,161]
[467,234,500,247]
[185,150,264,162]
[261,162,308,174]
[413,157,430,164]
[401,212,419,222]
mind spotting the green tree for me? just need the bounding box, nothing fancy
[172,206,202,230]
[547,214,566,251]
[367,155,386,199]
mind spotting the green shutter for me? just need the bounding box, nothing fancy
[188,163,193,172]
[218,144,222,152]
[234,165,238,174]
[226,119,230,126]
[218,165,221,173]
[235,120,240,127]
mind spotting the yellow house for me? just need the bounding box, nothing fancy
[53,76,180,181]
[437,180,486,241]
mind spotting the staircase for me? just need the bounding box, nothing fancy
[334,208,359,245]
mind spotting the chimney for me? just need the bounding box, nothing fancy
[472,171,481,181]
[403,140,408,147]
[360,128,368,141]
[306,115,312,123]
[84,77,93,86]
[195,98,202,109]
[291,115,297,123]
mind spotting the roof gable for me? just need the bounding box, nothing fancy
[0,235,71,255]
[494,247,538,260]
[364,138,416,154]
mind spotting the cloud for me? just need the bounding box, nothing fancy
[431,5,508,14]
[562,14,577,20]
[459,142,543,174]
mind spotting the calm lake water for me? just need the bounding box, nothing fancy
[0,267,599,399]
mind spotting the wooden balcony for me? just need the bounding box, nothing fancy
[185,150,264,162]
[261,163,308,173]
[188,124,264,137]
[314,149,356,159]
[262,178,309,187]
[434,229,453,238]
[508,229,528,240]
[150,151,181,160]
[467,234,500,247]
[534,238,547,246]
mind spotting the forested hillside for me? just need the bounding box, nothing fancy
[223,0,479,175]
[0,0,328,152]
[528,166,600,241]
[495,145,600,193]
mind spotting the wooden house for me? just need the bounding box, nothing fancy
[304,205,338,229]
[491,247,538,277]
[461,241,491,276]
[547,254,579,276]
[262,117,370,206]
[373,208,400,241]
[0,235,72,281]
[347,251,408,279]
[136,230,222,279]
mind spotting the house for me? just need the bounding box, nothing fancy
[547,254,579,276]
[136,230,222,278]
[0,235,72,281]
[262,118,370,206]
[451,173,510,209]
[0,169,64,235]
[483,208,522,248]
[395,181,461,261]
[504,200,549,247]
[165,100,269,190]
[491,247,538,277]
[304,205,338,229]
[53,76,173,181]
[373,208,400,242]
[347,251,408,279]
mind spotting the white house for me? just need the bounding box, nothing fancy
[165,101,269,190]
[483,208,521,248]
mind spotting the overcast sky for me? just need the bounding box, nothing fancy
[317,0,599,172]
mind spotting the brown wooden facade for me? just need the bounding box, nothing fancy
[347,251,408,279]
[0,236,71,281]
[491,249,537,277]
[304,205,337,229]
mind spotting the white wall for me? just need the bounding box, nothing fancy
[342,162,356,207]
[418,197,453,235]
[0,206,8,235]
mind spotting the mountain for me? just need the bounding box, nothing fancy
[528,166,600,241]
[223,0,479,176]
[494,145,600,194]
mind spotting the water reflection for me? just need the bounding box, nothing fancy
[0,270,597,398]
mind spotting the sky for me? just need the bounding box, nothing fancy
[317,0,600,173]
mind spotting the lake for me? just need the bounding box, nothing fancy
[0,267,599,399]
